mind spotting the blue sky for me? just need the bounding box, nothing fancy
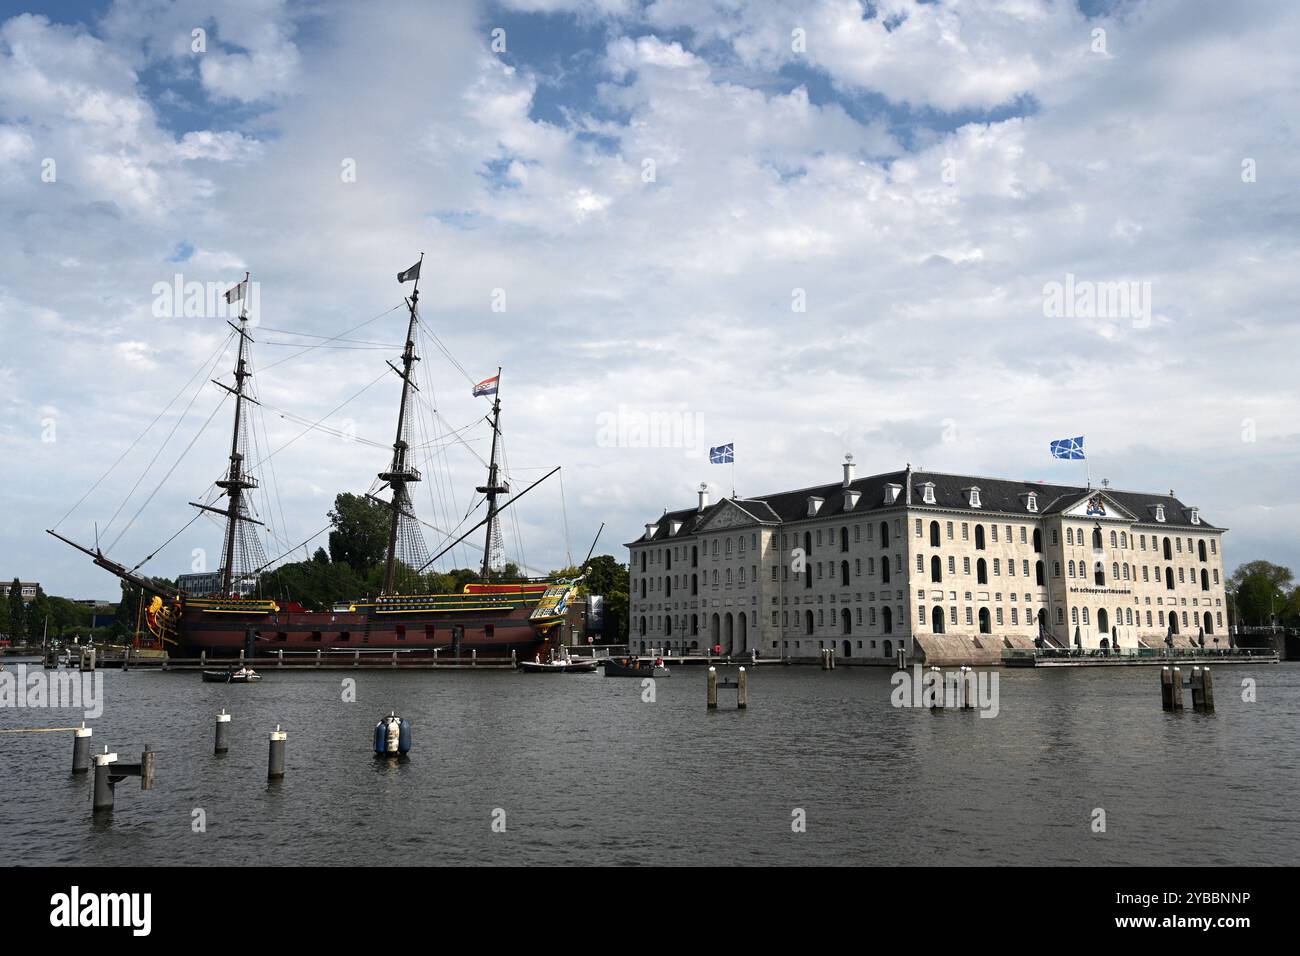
[2,0,1299,598]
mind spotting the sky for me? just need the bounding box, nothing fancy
[1,0,1298,600]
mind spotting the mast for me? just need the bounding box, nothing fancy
[380,256,424,594]
[214,274,259,597]
[476,366,508,582]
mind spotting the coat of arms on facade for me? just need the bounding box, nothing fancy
[1086,495,1106,517]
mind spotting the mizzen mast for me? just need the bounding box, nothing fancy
[476,367,509,582]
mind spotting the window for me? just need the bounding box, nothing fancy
[977,558,988,585]
[975,525,986,550]
[930,555,942,583]
[922,483,936,504]
[1027,493,1038,512]
[930,521,941,547]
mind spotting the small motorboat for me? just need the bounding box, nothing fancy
[201,667,262,683]
[601,657,670,677]
[518,658,599,674]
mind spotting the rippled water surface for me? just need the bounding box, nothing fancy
[2,661,1297,865]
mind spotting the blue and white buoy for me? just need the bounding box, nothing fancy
[373,712,411,756]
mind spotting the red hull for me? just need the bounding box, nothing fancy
[174,604,556,660]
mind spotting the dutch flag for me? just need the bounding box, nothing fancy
[472,375,499,397]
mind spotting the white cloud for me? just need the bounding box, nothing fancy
[4,0,1300,599]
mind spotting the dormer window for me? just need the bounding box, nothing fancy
[670,520,682,535]
[964,486,981,508]
[843,489,861,511]
[645,523,659,540]
[884,484,902,505]
[807,496,824,517]
[1189,508,1200,525]
[1154,504,1166,523]
[1025,492,1038,513]
[921,482,936,505]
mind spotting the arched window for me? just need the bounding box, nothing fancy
[1067,528,1074,546]
[1071,607,1078,624]
[1083,607,1090,625]
[804,610,815,635]
[879,522,890,548]
[640,552,647,572]
[882,606,893,634]
[1112,562,1119,580]
[1093,527,1103,550]
[882,561,891,584]
[929,521,941,546]
[691,574,698,595]
[1165,567,1174,590]
[1056,607,1065,625]
[1198,540,1207,562]
[930,606,945,634]
[1163,537,1173,560]
[1200,568,1209,591]
[976,558,988,585]
[1094,562,1105,586]
[1068,560,1075,577]
[1035,561,1045,586]
[841,608,852,635]
[691,545,698,567]
[665,550,672,570]
[930,555,942,583]
[1098,608,1109,633]
[1203,611,1213,635]
[974,524,986,550]
[975,607,989,634]
[1033,529,1042,553]
[841,560,850,587]
[1120,532,1128,549]
[1109,530,1117,548]
[840,527,849,552]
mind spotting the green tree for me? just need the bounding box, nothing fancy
[0,586,9,639]
[575,555,628,644]
[24,585,50,644]
[1228,560,1294,627]
[7,579,25,643]
[312,547,329,565]
[327,493,389,575]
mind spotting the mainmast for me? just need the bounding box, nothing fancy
[476,367,509,582]
[209,274,260,597]
[380,255,424,595]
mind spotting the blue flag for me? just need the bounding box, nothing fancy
[1050,436,1085,460]
[709,443,734,464]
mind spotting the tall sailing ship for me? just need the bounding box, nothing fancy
[50,259,580,660]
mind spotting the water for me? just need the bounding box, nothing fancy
[2,662,1297,865]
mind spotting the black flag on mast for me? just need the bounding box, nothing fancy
[397,260,421,283]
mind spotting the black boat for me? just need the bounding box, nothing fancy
[601,657,669,677]
[201,667,262,683]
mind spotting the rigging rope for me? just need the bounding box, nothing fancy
[52,331,234,532]
[98,334,234,542]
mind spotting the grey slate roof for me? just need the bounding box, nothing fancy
[628,468,1216,545]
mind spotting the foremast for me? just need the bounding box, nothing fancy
[476,367,509,582]
[210,277,260,597]
[380,256,424,595]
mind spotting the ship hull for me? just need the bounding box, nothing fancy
[173,603,558,660]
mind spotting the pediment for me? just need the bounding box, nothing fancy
[1061,491,1137,521]
[695,499,762,532]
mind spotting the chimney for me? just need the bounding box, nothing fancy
[842,452,855,488]
[904,462,912,505]
[697,483,709,512]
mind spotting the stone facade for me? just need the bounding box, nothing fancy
[627,462,1227,663]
